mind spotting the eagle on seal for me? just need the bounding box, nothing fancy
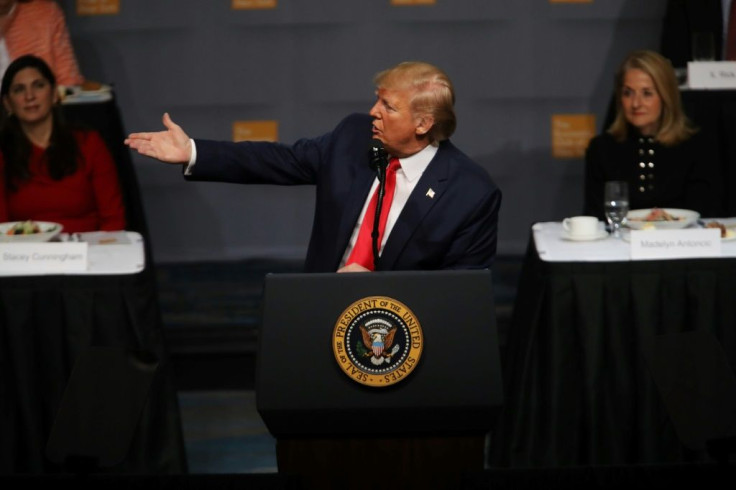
[359,324,397,359]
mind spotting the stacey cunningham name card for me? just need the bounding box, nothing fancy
[0,242,88,273]
[630,228,721,260]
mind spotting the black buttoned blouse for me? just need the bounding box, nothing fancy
[583,128,723,219]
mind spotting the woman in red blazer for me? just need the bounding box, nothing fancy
[0,55,125,233]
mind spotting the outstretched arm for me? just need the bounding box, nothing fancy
[125,113,192,164]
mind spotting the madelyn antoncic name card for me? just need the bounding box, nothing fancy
[630,228,721,260]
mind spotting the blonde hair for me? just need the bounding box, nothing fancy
[608,50,695,146]
[373,61,456,142]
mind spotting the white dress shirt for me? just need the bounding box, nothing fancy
[339,143,438,267]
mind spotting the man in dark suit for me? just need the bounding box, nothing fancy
[660,0,726,67]
[125,61,501,272]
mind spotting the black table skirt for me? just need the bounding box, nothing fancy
[489,236,736,467]
[0,269,187,474]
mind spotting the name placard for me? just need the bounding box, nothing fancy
[687,61,736,89]
[629,229,720,260]
[0,243,88,274]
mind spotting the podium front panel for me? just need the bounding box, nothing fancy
[256,269,502,437]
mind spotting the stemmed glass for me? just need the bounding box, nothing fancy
[691,32,715,61]
[604,181,629,238]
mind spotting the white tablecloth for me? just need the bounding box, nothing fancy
[534,221,736,262]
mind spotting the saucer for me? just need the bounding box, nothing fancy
[561,229,608,241]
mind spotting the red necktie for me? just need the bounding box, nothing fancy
[727,2,736,60]
[346,158,401,270]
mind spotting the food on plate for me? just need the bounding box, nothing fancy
[81,80,103,91]
[705,221,726,237]
[3,221,59,236]
[5,220,42,235]
[704,221,735,239]
[629,207,682,222]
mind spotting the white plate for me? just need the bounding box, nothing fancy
[0,221,63,242]
[61,84,113,105]
[705,217,736,229]
[561,229,609,241]
[626,208,700,229]
[700,220,736,240]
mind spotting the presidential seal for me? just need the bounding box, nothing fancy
[332,296,423,387]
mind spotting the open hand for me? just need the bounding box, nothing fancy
[125,113,192,164]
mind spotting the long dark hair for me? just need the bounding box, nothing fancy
[0,55,79,191]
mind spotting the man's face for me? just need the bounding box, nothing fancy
[369,85,429,158]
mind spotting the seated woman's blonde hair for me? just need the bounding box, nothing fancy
[608,50,695,146]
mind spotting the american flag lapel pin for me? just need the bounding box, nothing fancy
[426,188,435,199]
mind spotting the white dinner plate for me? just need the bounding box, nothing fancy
[705,217,736,229]
[0,221,63,242]
[626,208,700,229]
[561,229,609,242]
[699,220,736,241]
[61,84,113,105]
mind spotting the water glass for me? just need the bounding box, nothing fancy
[691,32,715,61]
[604,181,629,238]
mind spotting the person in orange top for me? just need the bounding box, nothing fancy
[0,0,83,86]
[0,55,125,233]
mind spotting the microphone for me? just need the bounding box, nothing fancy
[369,138,389,174]
[368,139,389,269]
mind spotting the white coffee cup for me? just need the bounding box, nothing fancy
[562,216,599,237]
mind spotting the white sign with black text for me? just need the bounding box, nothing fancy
[629,229,721,260]
[0,243,88,273]
[688,61,736,89]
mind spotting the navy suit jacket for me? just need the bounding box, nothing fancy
[186,113,501,273]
